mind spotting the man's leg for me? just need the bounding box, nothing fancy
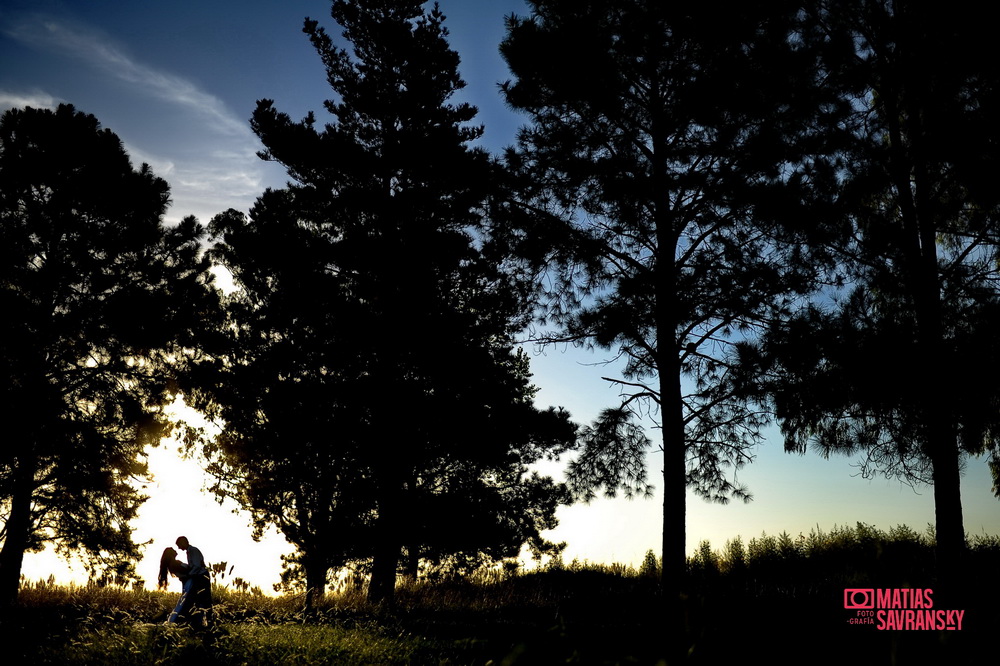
[190,575,212,628]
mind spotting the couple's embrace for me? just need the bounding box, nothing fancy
[158,536,213,628]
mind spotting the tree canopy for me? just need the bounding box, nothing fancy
[500,0,832,589]
[745,0,1000,589]
[185,0,576,606]
[0,104,215,605]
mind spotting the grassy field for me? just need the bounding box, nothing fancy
[3,524,998,665]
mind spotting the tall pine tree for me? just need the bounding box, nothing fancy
[0,104,214,605]
[499,1,837,656]
[750,0,1000,596]
[187,0,575,606]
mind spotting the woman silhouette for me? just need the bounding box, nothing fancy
[157,547,195,624]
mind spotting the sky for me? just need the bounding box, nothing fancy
[4,0,999,592]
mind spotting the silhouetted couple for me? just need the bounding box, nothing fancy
[158,536,212,628]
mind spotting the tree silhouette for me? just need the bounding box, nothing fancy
[185,0,576,606]
[748,0,1000,592]
[0,104,214,605]
[499,1,834,653]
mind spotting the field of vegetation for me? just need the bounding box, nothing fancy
[4,524,998,665]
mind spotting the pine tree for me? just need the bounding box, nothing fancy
[499,1,835,655]
[0,104,214,605]
[188,0,575,606]
[753,0,1000,595]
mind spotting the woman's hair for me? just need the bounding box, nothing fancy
[157,547,176,589]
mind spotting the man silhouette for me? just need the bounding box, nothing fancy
[174,535,212,627]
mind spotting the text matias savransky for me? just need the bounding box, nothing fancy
[843,588,965,630]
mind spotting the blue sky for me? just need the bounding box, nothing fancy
[5,0,999,589]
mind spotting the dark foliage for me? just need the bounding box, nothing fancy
[184,0,577,607]
[498,5,840,654]
[742,0,1000,584]
[0,104,216,606]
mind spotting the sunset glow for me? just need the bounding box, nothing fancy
[9,0,1000,596]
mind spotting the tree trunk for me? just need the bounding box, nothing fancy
[0,456,36,607]
[661,367,689,662]
[914,249,967,597]
[916,249,966,596]
[368,535,399,606]
[368,484,401,606]
[884,60,967,599]
[650,86,689,661]
[303,554,328,612]
[930,442,965,588]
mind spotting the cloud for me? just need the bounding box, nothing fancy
[5,15,249,137]
[2,13,287,226]
[0,89,61,111]
[128,142,282,227]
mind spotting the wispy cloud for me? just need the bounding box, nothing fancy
[3,13,284,225]
[5,15,249,137]
[127,143,281,227]
[0,89,61,111]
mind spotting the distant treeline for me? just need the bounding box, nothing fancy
[688,523,1000,590]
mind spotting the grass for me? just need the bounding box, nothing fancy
[38,623,429,665]
[5,524,999,665]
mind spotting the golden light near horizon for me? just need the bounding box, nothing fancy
[131,397,297,593]
[16,394,804,591]
[21,398,294,594]
[22,395,985,594]
[25,391,964,595]
[18,394,661,592]
[129,441,293,593]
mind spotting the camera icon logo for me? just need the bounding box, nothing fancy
[844,588,875,609]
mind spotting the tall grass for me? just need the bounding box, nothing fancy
[8,524,1000,665]
[687,521,1000,595]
